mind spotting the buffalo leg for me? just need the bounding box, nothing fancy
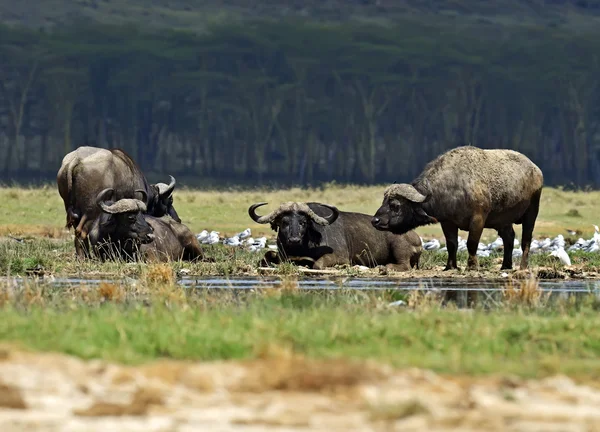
[520,189,542,270]
[313,254,348,270]
[410,251,421,269]
[498,224,515,270]
[385,262,412,272]
[466,214,486,270]
[441,221,459,270]
[74,214,88,237]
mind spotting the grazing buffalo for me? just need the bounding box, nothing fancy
[249,201,423,271]
[85,188,204,262]
[56,146,181,241]
[371,146,544,271]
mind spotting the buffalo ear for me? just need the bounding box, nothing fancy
[414,205,437,225]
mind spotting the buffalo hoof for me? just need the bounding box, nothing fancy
[443,266,459,271]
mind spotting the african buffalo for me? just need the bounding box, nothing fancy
[140,215,205,263]
[56,146,181,240]
[85,188,204,262]
[83,188,155,261]
[249,201,423,271]
[371,146,544,271]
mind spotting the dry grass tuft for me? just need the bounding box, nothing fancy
[144,263,176,286]
[406,289,444,310]
[503,275,545,307]
[98,282,124,303]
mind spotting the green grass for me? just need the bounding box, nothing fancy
[1,184,599,240]
[1,184,599,278]
[0,282,599,378]
[3,236,600,277]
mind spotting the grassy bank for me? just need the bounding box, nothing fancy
[1,184,599,240]
[3,232,600,278]
[0,274,599,378]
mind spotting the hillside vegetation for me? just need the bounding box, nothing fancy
[1,0,600,187]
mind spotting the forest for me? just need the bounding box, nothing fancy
[1,8,600,187]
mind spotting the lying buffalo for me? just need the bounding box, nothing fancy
[56,146,181,241]
[249,201,422,271]
[371,145,544,271]
[85,188,204,262]
[83,188,155,260]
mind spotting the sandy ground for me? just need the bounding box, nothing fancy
[1,346,600,431]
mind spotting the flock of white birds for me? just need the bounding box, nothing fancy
[196,225,600,267]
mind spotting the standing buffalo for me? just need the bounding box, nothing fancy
[86,188,204,262]
[371,146,543,271]
[249,201,422,271]
[57,146,181,246]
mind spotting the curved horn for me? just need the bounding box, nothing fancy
[135,188,148,204]
[100,198,147,214]
[318,204,339,225]
[96,188,115,208]
[299,204,333,226]
[384,183,428,203]
[248,202,279,224]
[162,175,176,196]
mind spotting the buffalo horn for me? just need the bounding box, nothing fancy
[384,183,428,203]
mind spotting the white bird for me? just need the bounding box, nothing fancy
[512,248,523,258]
[476,249,490,258]
[237,228,252,239]
[488,237,504,251]
[223,236,241,246]
[549,248,571,267]
[196,230,209,242]
[204,231,220,244]
[423,239,441,251]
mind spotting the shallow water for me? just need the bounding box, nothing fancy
[4,275,600,293]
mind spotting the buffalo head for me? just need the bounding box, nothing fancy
[96,188,155,244]
[371,183,437,234]
[249,202,339,247]
[148,175,181,222]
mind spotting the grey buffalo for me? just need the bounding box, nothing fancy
[56,146,181,247]
[371,146,544,271]
[249,201,422,271]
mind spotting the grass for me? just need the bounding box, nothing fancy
[1,184,599,240]
[0,274,599,378]
[1,184,600,277]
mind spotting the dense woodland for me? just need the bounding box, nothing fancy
[1,3,600,187]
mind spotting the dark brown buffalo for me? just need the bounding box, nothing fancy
[85,188,204,262]
[371,146,544,271]
[140,216,205,262]
[249,201,423,271]
[56,146,181,241]
[83,188,155,261]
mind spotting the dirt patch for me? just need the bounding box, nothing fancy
[0,347,600,431]
[0,382,27,409]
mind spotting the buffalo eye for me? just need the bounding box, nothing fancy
[128,215,137,223]
[389,201,400,212]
